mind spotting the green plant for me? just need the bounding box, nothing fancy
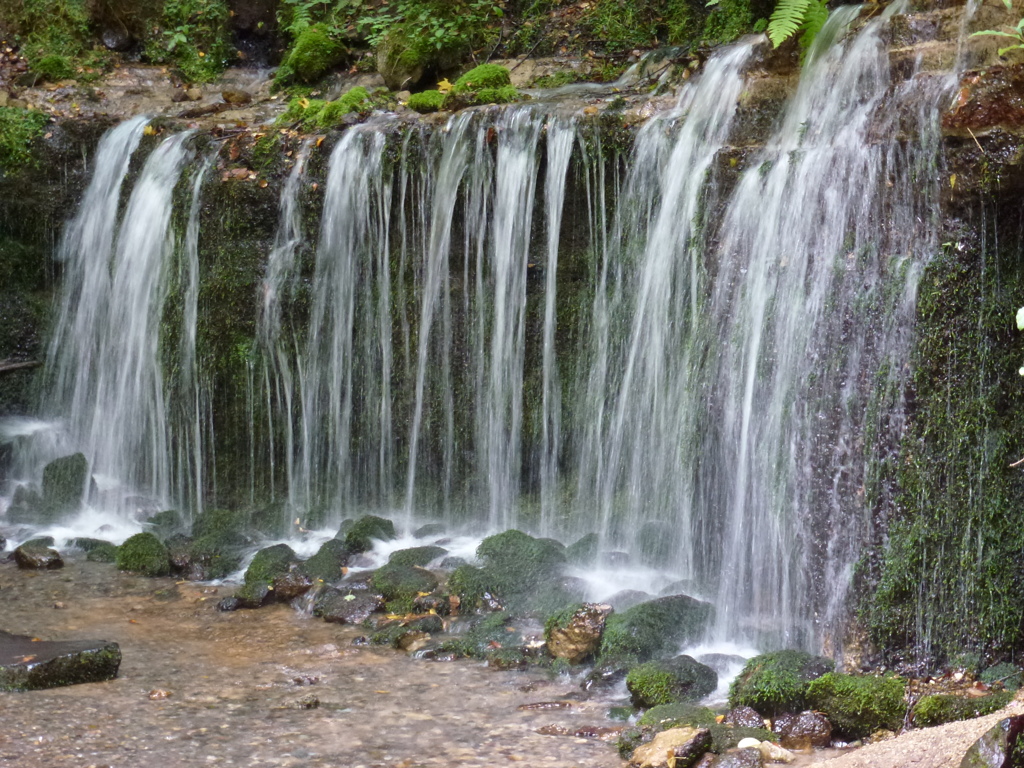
[972,16,1024,56]
[359,0,502,54]
[764,0,829,49]
[145,0,233,82]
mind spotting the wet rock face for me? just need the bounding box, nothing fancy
[13,540,64,569]
[546,603,612,664]
[959,715,1024,768]
[0,630,120,691]
[312,587,384,624]
[41,452,89,518]
[725,705,766,729]
[773,710,832,749]
[629,726,712,768]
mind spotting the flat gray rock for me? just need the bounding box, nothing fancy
[0,630,120,691]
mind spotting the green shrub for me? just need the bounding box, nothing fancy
[805,673,906,740]
[728,650,834,717]
[33,54,74,81]
[912,691,1013,727]
[144,0,233,83]
[116,533,171,577]
[407,89,446,113]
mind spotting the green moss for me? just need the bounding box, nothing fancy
[190,508,247,548]
[727,650,834,717]
[344,514,397,553]
[388,545,448,567]
[472,85,520,104]
[116,533,171,577]
[311,87,371,129]
[912,691,1013,727]
[407,89,446,113]
[453,64,511,91]
[637,702,718,729]
[598,595,713,667]
[146,510,184,539]
[0,108,49,170]
[371,562,439,601]
[283,23,345,84]
[236,543,298,605]
[85,542,119,563]
[981,662,1022,691]
[626,657,718,707]
[805,672,906,740]
[302,538,351,582]
[33,54,74,81]
[566,533,599,565]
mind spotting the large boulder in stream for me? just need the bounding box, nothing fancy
[115,532,170,576]
[341,514,396,553]
[235,543,300,607]
[728,650,834,717]
[41,452,89,518]
[371,562,439,602]
[0,630,120,690]
[300,538,352,583]
[545,602,612,664]
[13,538,64,569]
[313,586,385,624]
[626,655,719,707]
[597,594,714,667]
[805,672,906,740]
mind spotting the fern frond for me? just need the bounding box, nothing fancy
[767,0,812,47]
[798,0,829,50]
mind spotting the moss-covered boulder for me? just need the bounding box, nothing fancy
[457,529,567,610]
[598,595,714,667]
[282,23,345,83]
[407,89,445,114]
[13,539,64,569]
[453,63,512,92]
[145,509,183,539]
[912,691,1013,728]
[728,650,834,717]
[626,656,718,708]
[375,29,429,91]
[370,614,445,650]
[85,542,119,563]
[566,532,599,565]
[805,672,906,740]
[638,702,718,730]
[343,514,397,553]
[445,64,520,109]
[371,562,439,601]
[236,544,299,607]
[115,533,170,576]
[301,538,352,582]
[41,452,88,519]
[388,545,448,567]
[190,508,248,548]
[313,586,384,624]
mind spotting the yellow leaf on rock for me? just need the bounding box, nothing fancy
[950,174,957,189]
[437,78,453,94]
[143,125,156,136]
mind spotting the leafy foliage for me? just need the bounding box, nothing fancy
[766,0,828,49]
[0,108,49,170]
[971,17,1024,57]
[144,0,233,82]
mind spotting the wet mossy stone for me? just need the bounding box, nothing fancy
[236,544,299,607]
[728,649,834,717]
[283,23,345,83]
[626,656,718,707]
[168,534,242,581]
[370,614,445,648]
[190,508,247,548]
[5,484,42,524]
[301,538,352,583]
[0,630,120,691]
[805,672,906,740]
[72,537,112,553]
[407,89,445,114]
[913,691,1013,728]
[474,529,567,607]
[371,562,439,601]
[13,540,63,569]
[452,63,511,92]
[313,586,384,624]
[115,532,170,577]
[343,514,397,553]
[146,509,183,539]
[566,532,599,565]
[413,522,445,538]
[85,542,118,563]
[388,545,448,568]
[597,594,714,667]
[638,702,719,729]
[41,452,88,518]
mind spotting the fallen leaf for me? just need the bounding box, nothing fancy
[143,125,157,136]
[437,78,453,94]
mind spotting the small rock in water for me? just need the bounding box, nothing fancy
[221,89,251,104]
[53,602,66,609]
[0,630,120,691]
[759,741,795,763]
[148,689,172,699]
[774,710,831,749]
[517,701,574,710]
[727,705,767,729]
[185,88,203,101]
[629,727,712,768]
[737,737,762,749]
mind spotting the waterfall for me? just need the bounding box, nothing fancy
[41,125,195,517]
